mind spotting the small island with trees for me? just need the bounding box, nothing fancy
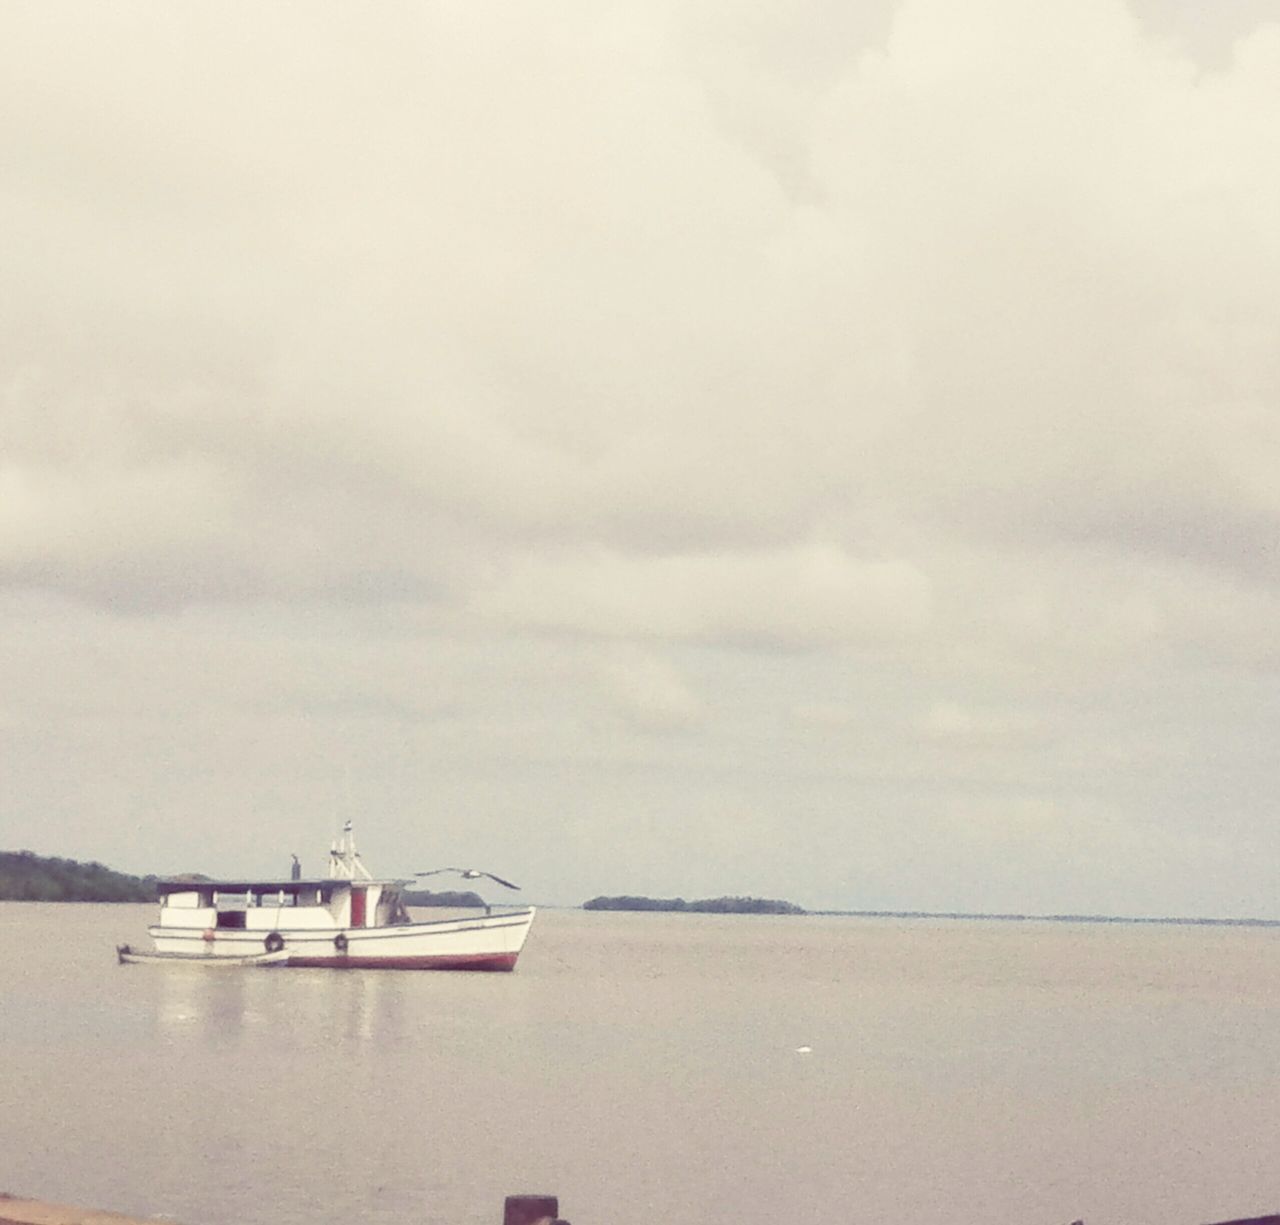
[583,895,805,915]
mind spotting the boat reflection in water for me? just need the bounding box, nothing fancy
[151,955,421,1044]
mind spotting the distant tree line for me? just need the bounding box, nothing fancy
[0,850,157,902]
[583,895,805,915]
[402,888,487,908]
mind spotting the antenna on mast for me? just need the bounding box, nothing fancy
[329,818,372,881]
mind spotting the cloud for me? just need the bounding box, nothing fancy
[4,0,1277,622]
[918,700,1042,747]
[590,646,704,731]
[476,543,932,646]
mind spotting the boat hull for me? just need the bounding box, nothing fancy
[145,907,535,971]
[284,951,518,971]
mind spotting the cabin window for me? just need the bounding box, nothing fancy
[215,910,247,929]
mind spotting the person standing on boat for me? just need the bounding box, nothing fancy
[290,854,301,881]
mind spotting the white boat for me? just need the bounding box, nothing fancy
[121,823,536,971]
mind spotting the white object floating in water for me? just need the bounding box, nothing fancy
[794,1045,813,1054]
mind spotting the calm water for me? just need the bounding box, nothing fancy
[3,904,1280,1224]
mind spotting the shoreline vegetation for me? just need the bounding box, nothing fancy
[583,895,806,915]
[7,851,1280,928]
[403,888,486,908]
[0,851,488,909]
[0,851,156,902]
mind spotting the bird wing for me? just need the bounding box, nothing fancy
[415,867,521,890]
[483,871,521,890]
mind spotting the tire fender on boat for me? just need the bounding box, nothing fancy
[264,931,285,954]
[334,932,349,954]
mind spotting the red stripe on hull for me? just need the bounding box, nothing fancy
[285,952,519,971]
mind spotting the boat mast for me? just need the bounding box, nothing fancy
[329,820,373,881]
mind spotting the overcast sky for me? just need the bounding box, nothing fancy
[2,0,1277,916]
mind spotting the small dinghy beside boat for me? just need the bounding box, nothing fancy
[116,945,290,967]
[116,822,535,971]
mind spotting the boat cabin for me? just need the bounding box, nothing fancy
[155,878,412,933]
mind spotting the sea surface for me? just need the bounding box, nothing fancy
[3,904,1280,1225]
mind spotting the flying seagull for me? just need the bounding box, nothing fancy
[415,868,521,890]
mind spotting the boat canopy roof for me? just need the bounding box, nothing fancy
[154,877,412,895]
